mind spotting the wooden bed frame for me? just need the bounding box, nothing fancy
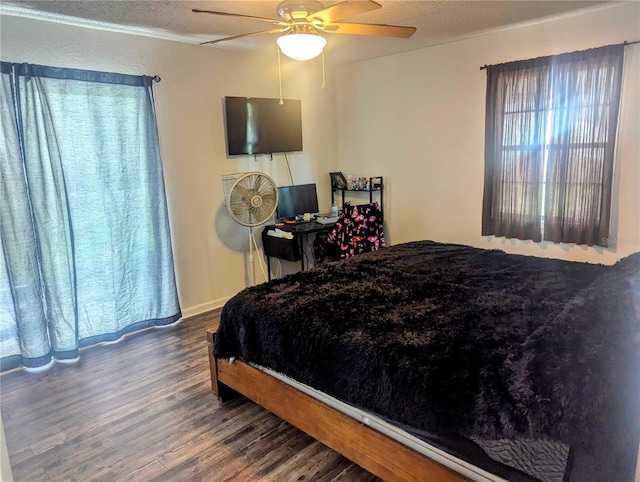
[207,328,469,481]
[206,328,640,482]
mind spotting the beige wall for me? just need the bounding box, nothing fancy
[0,416,12,481]
[0,15,339,315]
[336,2,640,265]
[1,4,638,318]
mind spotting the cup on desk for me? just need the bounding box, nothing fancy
[303,212,311,221]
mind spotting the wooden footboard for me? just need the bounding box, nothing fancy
[207,329,640,481]
[206,328,467,482]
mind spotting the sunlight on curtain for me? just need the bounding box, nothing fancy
[482,59,549,242]
[544,46,624,245]
[0,62,181,372]
[482,45,624,246]
[1,64,50,368]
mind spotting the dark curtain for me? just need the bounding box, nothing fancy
[482,59,549,242]
[544,45,624,245]
[482,45,624,246]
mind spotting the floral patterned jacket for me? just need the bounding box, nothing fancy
[325,202,385,259]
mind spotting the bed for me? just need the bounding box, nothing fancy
[207,240,640,481]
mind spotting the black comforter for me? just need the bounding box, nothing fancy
[215,240,640,480]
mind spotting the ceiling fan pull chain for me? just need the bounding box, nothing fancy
[277,45,284,105]
[321,49,326,90]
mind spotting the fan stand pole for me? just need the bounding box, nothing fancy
[248,226,255,286]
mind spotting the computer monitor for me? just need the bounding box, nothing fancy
[276,183,319,220]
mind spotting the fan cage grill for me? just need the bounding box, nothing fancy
[226,172,278,227]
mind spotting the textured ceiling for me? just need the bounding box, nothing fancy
[0,0,613,64]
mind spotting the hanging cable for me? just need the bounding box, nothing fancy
[274,258,283,279]
[251,230,268,282]
[284,152,294,184]
[277,46,284,104]
[321,50,326,90]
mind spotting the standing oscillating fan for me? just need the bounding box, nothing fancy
[223,172,278,286]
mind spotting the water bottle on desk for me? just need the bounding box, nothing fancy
[332,203,339,218]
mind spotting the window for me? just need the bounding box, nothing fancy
[482,45,624,246]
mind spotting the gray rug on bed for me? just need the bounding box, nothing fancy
[470,436,569,482]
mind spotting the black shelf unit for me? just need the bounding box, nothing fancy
[331,176,383,216]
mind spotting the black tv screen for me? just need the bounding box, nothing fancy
[276,184,319,220]
[224,96,303,156]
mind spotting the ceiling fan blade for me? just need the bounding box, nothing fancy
[320,22,416,38]
[307,0,381,25]
[200,28,290,46]
[192,8,288,26]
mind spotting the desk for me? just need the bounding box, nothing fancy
[262,220,337,281]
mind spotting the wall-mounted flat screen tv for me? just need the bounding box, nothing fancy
[276,183,319,220]
[224,96,303,156]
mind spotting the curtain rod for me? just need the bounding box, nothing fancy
[479,39,640,70]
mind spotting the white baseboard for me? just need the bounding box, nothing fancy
[180,297,232,320]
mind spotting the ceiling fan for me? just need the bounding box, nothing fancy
[193,0,416,61]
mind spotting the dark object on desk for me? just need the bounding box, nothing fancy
[215,241,640,481]
[283,220,330,231]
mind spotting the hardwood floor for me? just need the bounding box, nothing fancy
[1,310,380,481]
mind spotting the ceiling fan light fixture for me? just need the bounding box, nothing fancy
[277,32,327,61]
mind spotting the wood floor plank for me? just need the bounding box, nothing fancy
[85,399,256,481]
[10,369,214,477]
[156,402,268,471]
[33,380,219,478]
[1,310,380,481]
[155,412,295,480]
[113,459,169,482]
